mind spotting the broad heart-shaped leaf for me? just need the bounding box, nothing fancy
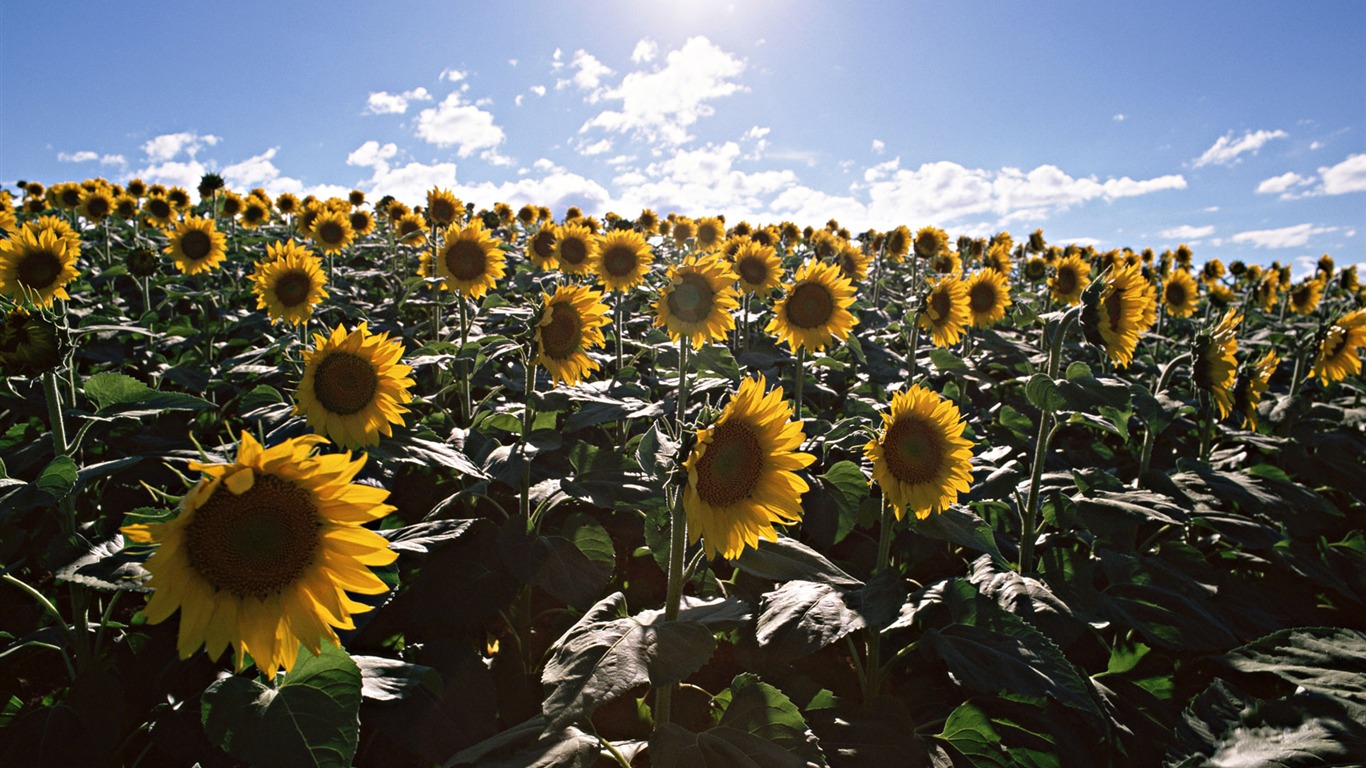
[935,702,1013,768]
[352,655,441,702]
[446,715,598,768]
[1217,627,1366,707]
[382,518,479,556]
[649,723,808,768]
[714,673,825,766]
[920,579,1103,724]
[927,348,968,372]
[967,555,1084,648]
[53,533,151,592]
[541,592,716,732]
[83,371,213,415]
[732,536,863,588]
[201,642,362,768]
[498,512,615,610]
[754,580,865,660]
[912,505,1003,560]
[1025,373,1067,412]
[1167,679,1366,768]
[35,455,78,500]
[636,420,679,483]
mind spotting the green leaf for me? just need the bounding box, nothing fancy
[928,348,968,372]
[1064,361,1093,380]
[818,460,868,518]
[36,455,78,500]
[541,592,716,731]
[716,673,825,766]
[636,420,679,483]
[936,702,1012,768]
[201,642,362,768]
[498,513,615,610]
[445,715,598,768]
[53,533,151,592]
[754,580,865,660]
[83,371,213,414]
[1025,373,1066,412]
[352,656,441,702]
[1167,679,1366,767]
[1218,627,1366,707]
[912,505,1003,560]
[732,536,863,588]
[650,722,807,768]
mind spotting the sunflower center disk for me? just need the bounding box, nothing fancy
[183,474,320,598]
[884,417,945,485]
[785,282,834,329]
[601,245,637,277]
[695,422,764,506]
[969,283,997,314]
[274,271,314,307]
[669,275,716,323]
[149,200,171,219]
[430,200,456,223]
[318,222,345,245]
[1056,269,1077,294]
[445,241,488,281]
[1167,283,1187,306]
[540,304,583,360]
[738,257,767,287]
[180,230,212,261]
[929,288,953,322]
[531,232,555,260]
[313,351,380,415]
[17,250,63,289]
[559,238,588,266]
[1104,290,1125,331]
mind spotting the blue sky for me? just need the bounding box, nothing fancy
[3,1,1363,270]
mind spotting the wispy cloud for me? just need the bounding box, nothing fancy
[364,87,433,115]
[1159,225,1215,240]
[1319,153,1366,195]
[1230,223,1337,249]
[1192,129,1287,168]
[57,150,125,166]
[142,131,219,163]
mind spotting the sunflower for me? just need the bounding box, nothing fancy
[113,194,140,220]
[348,189,366,207]
[1201,259,1226,285]
[296,322,414,448]
[732,240,784,294]
[918,276,971,348]
[836,243,871,284]
[1081,264,1158,368]
[694,217,726,252]
[276,193,301,217]
[984,242,1013,275]
[165,216,228,275]
[220,192,245,221]
[431,221,506,298]
[961,269,1013,329]
[348,209,376,237]
[534,284,611,386]
[1023,257,1047,282]
[142,195,177,228]
[766,260,858,353]
[1162,270,1201,318]
[683,375,814,559]
[595,230,653,292]
[0,226,81,307]
[1289,278,1324,316]
[527,226,558,269]
[124,178,147,198]
[426,187,462,227]
[394,212,427,245]
[0,307,62,376]
[865,385,973,520]
[1231,350,1279,430]
[637,208,660,235]
[309,210,354,255]
[78,188,114,223]
[927,251,961,276]
[1312,310,1366,385]
[884,225,912,263]
[670,218,696,249]
[1194,309,1241,418]
[25,215,83,257]
[554,223,598,277]
[121,431,397,678]
[252,241,329,325]
[655,255,739,349]
[1253,271,1281,312]
[240,198,271,229]
[914,227,949,260]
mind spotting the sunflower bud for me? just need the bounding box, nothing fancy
[126,247,159,278]
[196,172,225,201]
[0,307,63,376]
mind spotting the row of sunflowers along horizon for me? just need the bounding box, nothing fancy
[0,173,1364,767]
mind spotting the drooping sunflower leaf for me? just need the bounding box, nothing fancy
[83,371,214,415]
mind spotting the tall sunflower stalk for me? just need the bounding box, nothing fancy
[1019,306,1080,574]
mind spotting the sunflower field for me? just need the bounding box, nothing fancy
[1,178,1364,767]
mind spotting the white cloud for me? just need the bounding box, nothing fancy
[1159,225,1215,240]
[57,151,99,163]
[580,36,746,147]
[220,147,311,195]
[1309,140,1324,150]
[632,39,659,63]
[1230,223,1338,249]
[514,95,524,107]
[364,87,433,115]
[871,139,886,155]
[1112,113,1126,122]
[142,131,220,163]
[137,160,208,190]
[556,50,613,94]
[580,139,613,156]
[413,93,507,157]
[530,85,547,97]
[1255,171,1314,198]
[440,68,466,82]
[1319,154,1366,195]
[1192,129,1287,168]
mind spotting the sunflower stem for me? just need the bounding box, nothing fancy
[1019,418,1061,575]
[794,346,806,419]
[42,370,76,534]
[675,339,691,429]
[458,295,472,425]
[656,485,689,725]
[522,357,536,525]
[863,497,895,704]
[1198,392,1215,464]
[614,293,624,373]
[1288,341,1308,394]
[1,573,78,681]
[906,313,921,380]
[1137,352,1192,484]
